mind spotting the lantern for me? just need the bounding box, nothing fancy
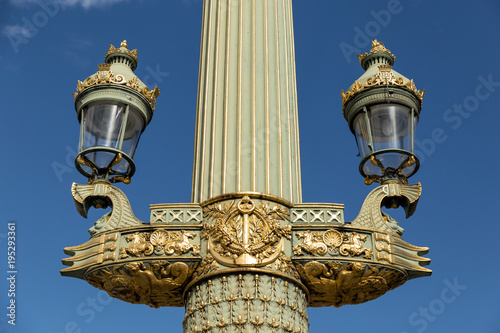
[342,40,425,185]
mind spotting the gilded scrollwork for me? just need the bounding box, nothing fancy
[120,229,200,259]
[341,70,425,109]
[293,230,372,259]
[202,196,292,267]
[86,260,190,308]
[342,40,425,109]
[73,69,160,111]
[295,261,406,307]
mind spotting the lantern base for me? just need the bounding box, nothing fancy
[360,150,419,185]
[75,147,135,184]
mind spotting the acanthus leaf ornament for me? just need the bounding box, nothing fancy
[202,196,292,267]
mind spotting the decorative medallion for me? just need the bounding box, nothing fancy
[202,196,292,267]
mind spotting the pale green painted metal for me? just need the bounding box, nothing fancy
[184,273,309,333]
[62,2,431,332]
[344,86,421,133]
[75,85,153,129]
[191,0,303,204]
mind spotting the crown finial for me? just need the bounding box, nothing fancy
[357,39,396,67]
[105,41,139,68]
[370,39,389,54]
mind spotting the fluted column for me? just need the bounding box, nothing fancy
[192,0,302,204]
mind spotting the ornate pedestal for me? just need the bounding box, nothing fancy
[62,2,431,332]
[62,181,430,333]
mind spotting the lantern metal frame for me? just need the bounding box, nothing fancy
[74,85,151,184]
[344,84,422,185]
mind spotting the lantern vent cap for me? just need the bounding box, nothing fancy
[341,40,425,119]
[105,40,139,71]
[72,40,160,112]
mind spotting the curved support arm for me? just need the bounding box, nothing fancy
[71,182,144,236]
[350,182,422,235]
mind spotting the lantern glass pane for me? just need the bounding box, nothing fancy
[79,101,145,172]
[120,107,144,159]
[353,112,371,158]
[369,104,414,151]
[353,103,419,179]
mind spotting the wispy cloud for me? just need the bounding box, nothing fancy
[9,0,129,10]
[3,24,33,39]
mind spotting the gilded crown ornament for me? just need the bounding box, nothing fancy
[105,39,139,63]
[73,41,159,111]
[357,39,396,64]
[342,40,424,114]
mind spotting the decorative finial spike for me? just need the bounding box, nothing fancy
[357,40,396,66]
[121,40,127,48]
[370,39,390,54]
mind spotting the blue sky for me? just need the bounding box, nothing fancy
[1,0,499,332]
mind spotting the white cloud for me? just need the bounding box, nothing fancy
[9,0,129,10]
[3,24,33,39]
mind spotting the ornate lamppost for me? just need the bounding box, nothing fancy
[61,2,430,332]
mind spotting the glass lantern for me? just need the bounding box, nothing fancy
[76,100,145,183]
[353,103,418,184]
[72,41,159,184]
[342,40,424,185]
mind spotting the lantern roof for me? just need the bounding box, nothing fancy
[72,40,160,112]
[341,40,424,119]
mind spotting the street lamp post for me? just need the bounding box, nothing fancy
[61,2,431,333]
